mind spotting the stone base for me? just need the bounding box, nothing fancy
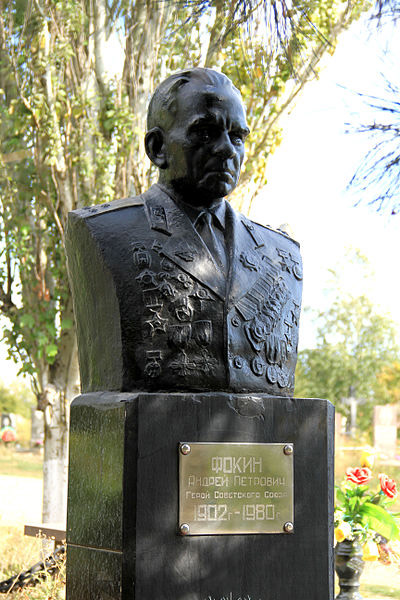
[66,392,334,600]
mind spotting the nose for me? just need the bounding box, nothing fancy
[213,131,236,159]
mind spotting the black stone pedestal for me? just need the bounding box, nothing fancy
[66,393,334,600]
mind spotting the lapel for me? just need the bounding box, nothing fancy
[143,184,226,300]
[226,205,269,311]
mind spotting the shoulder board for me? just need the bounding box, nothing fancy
[73,195,144,219]
[243,216,300,248]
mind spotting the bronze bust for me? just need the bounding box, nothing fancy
[66,68,302,396]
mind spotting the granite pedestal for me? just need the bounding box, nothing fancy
[67,392,334,600]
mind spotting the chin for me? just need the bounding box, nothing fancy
[199,180,235,201]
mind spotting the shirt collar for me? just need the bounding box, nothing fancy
[190,201,226,232]
[157,183,226,231]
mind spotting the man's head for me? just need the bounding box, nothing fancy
[145,68,250,207]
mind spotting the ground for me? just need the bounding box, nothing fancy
[0,447,65,598]
[0,474,42,526]
[362,562,400,599]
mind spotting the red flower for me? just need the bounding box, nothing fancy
[346,467,372,485]
[379,474,397,499]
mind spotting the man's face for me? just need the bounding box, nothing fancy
[160,81,250,206]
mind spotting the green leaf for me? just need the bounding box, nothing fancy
[360,502,400,541]
[46,322,57,336]
[36,333,48,347]
[45,344,58,358]
[335,487,346,504]
[19,314,35,328]
[345,486,358,498]
[348,497,359,512]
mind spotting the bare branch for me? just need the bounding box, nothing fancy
[347,76,400,215]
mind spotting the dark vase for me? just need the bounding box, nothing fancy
[335,540,365,600]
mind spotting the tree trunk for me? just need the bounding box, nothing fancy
[42,384,69,524]
[41,297,80,524]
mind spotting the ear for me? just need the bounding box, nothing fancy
[145,127,168,169]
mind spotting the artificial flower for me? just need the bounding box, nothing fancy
[335,521,352,543]
[346,466,372,485]
[362,540,379,561]
[378,541,391,565]
[360,448,375,469]
[379,474,397,499]
[335,456,400,562]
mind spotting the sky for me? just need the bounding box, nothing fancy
[250,14,400,350]
[1,11,400,383]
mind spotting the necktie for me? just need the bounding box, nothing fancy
[197,210,228,275]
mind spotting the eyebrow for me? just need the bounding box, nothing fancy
[188,115,250,136]
[237,125,251,137]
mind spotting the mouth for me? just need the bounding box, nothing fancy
[205,170,235,183]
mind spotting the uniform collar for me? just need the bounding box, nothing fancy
[157,183,226,231]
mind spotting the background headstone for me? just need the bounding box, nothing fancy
[374,405,398,459]
[0,412,16,429]
[335,412,345,446]
[30,408,44,449]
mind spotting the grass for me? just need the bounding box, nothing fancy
[362,584,400,599]
[0,445,43,479]
[334,580,400,599]
[359,561,400,598]
[0,525,65,599]
[334,567,400,599]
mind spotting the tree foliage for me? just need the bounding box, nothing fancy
[0,380,35,418]
[375,360,400,404]
[295,250,400,432]
[0,0,368,521]
[295,294,399,425]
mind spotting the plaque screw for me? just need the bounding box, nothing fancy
[180,443,191,455]
[180,523,190,535]
[284,521,294,533]
[283,444,293,455]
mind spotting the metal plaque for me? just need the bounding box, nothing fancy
[179,442,294,535]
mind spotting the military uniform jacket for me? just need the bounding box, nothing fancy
[66,184,303,396]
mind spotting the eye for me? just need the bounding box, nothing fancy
[193,125,218,143]
[200,128,212,142]
[229,131,244,145]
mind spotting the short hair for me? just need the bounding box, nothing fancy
[147,68,241,131]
